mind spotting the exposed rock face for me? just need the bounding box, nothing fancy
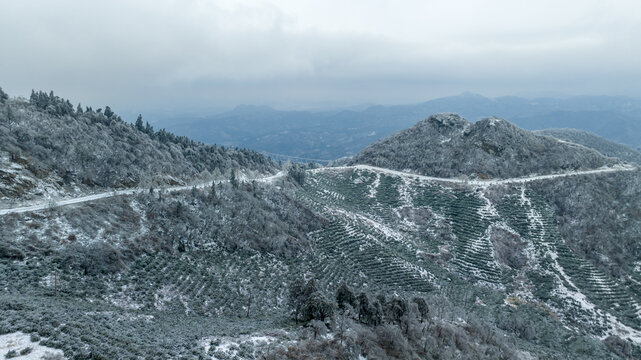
[351,113,618,178]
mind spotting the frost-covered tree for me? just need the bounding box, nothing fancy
[230,170,239,189]
[135,114,144,131]
[288,278,333,322]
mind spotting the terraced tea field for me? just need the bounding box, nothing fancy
[303,166,641,342]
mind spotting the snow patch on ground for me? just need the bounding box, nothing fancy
[107,284,144,310]
[397,177,414,207]
[368,172,380,198]
[0,332,64,359]
[154,285,177,310]
[200,333,281,360]
[477,190,499,219]
[549,249,641,344]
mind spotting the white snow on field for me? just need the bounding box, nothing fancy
[368,172,380,198]
[107,284,144,310]
[548,249,641,345]
[477,191,499,219]
[323,206,436,283]
[328,207,404,243]
[0,332,64,359]
[320,188,345,201]
[200,334,279,360]
[154,285,177,310]
[397,177,414,206]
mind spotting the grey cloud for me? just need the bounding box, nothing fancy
[1,0,640,114]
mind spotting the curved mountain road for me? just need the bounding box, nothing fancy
[0,171,285,216]
[1,163,637,216]
[313,163,638,187]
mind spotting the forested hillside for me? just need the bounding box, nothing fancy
[352,114,618,178]
[0,89,275,203]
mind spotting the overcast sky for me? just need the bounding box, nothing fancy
[1,0,641,115]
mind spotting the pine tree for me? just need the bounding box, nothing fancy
[357,292,371,323]
[76,103,83,115]
[145,121,153,134]
[0,86,8,103]
[6,105,14,131]
[135,114,144,131]
[230,170,239,189]
[104,106,114,118]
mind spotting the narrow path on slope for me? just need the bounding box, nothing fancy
[312,163,638,187]
[0,171,285,216]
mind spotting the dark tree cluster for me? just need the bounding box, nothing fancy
[287,163,307,185]
[289,278,334,323]
[29,90,74,117]
[278,281,536,360]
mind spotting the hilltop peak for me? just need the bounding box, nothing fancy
[425,113,469,129]
[351,114,617,178]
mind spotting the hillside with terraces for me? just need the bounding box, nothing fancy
[2,94,641,358]
[299,166,641,340]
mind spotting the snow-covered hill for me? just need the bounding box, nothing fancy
[351,113,620,178]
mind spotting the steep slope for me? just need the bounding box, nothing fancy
[0,91,275,204]
[352,113,618,178]
[296,165,641,358]
[537,128,641,164]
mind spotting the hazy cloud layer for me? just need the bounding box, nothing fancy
[1,0,641,113]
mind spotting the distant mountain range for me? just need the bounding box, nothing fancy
[157,93,641,161]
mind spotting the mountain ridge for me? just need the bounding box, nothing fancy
[351,113,618,178]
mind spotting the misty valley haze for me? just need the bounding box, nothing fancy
[155,93,641,161]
